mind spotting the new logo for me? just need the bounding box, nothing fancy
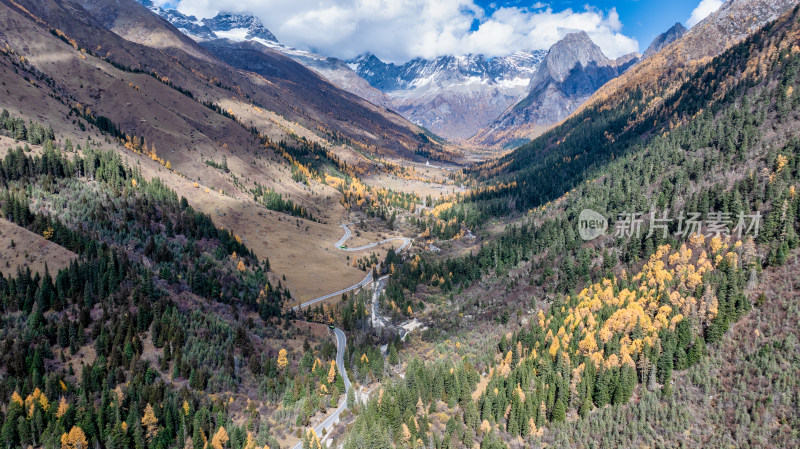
[578,209,607,241]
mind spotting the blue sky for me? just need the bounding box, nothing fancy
[169,0,720,62]
[474,0,702,52]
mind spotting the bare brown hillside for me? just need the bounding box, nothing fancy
[4,0,439,161]
[0,0,426,303]
[0,218,76,277]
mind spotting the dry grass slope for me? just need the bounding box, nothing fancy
[0,218,76,277]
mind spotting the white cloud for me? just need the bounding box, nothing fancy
[174,0,639,62]
[687,0,723,27]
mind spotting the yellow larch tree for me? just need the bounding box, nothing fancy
[61,426,88,449]
[327,360,336,384]
[56,396,69,419]
[243,432,256,449]
[25,388,43,413]
[141,403,159,442]
[305,429,322,449]
[401,423,411,443]
[39,392,50,412]
[277,349,288,369]
[211,426,229,449]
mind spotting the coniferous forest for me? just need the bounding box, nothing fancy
[0,113,352,449]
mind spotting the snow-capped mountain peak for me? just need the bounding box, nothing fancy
[203,12,277,42]
[148,6,216,41]
[349,51,546,91]
[344,51,547,140]
[141,3,277,43]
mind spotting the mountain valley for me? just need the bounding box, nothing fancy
[0,0,799,448]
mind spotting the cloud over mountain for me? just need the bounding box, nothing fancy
[162,0,639,62]
[687,0,724,27]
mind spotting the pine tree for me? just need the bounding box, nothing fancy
[506,391,521,436]
[551,398,566,423]
[57,317,69,348]
[193,424,206,449]
[0,413,18,449]
[593,368,610,408]
[464,399,479,430]
[613,366,636,405]
[578,394,592,418]
[647,362,657,391]
[18,414,32,446]
[347,386,355,410]
[388,344,399,365]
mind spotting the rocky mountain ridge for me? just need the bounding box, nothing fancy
[142,4,555,141]
[469,31,640,148]
[643,22,687,58]
[348,51,547,140]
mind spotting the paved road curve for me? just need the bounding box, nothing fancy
[290,224,409,448]
[292,224,410,312]
[333,223,411,252]
[291,328,350,449]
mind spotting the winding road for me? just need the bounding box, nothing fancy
[334,223,411,253]
[291,224,410,311]
[290,224,410,448]
[290,328,350,449]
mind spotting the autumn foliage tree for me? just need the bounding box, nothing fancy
[277,348,288,369]
[211,426,229,449]
[55,396,69,419]
[61,426,88,449]
[302,429,322,449]
[327,360,337,384]
[141,403,159,442]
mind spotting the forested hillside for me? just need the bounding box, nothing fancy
[0,116,350,449]
[341,5,800,448]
